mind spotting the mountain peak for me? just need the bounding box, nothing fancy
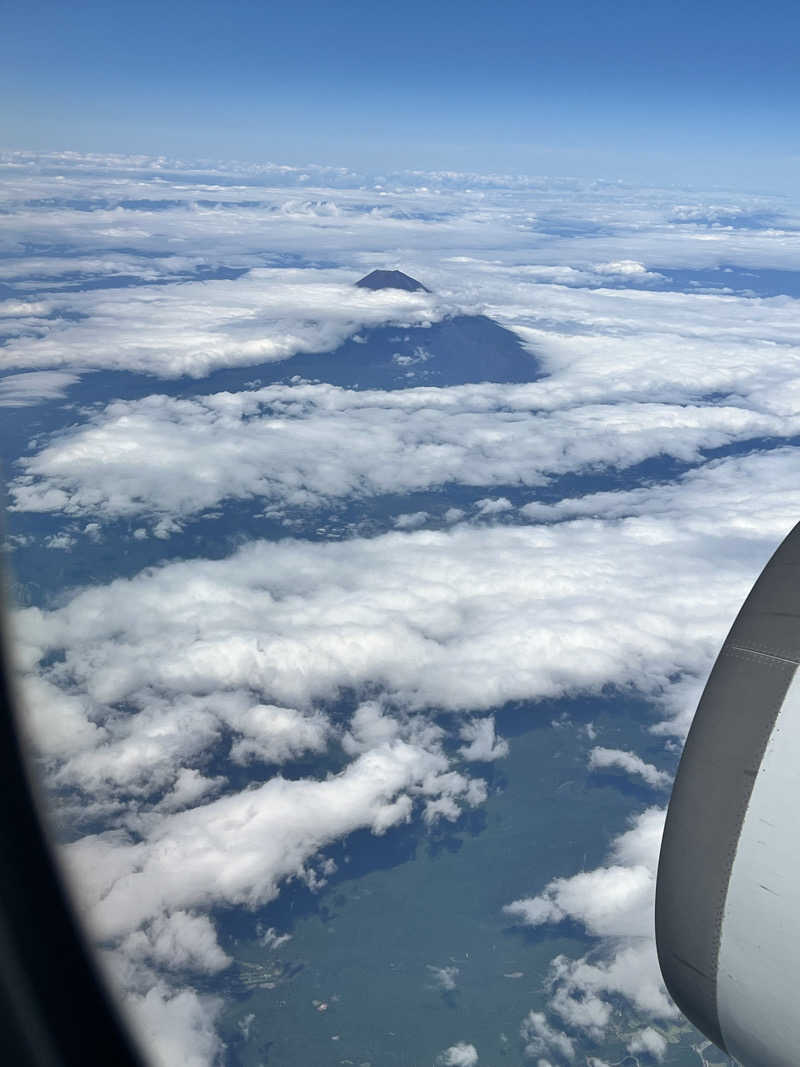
[355,269,430,293]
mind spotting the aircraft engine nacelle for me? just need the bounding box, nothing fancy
[656,521,800,1067]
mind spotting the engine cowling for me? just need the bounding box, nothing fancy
[656,520,800,1066]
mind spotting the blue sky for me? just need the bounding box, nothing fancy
[3,1,800,190]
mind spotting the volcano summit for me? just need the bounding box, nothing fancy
[355,269,431,293]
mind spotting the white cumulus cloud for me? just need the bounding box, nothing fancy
[587,747,671,789]
[438,1041,479,1066]
[459,716,509,761]
[506,807,677,1047]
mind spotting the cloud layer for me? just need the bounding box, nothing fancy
[12,381,800,528]
[7,151,800,1065]
[1,270,441,378]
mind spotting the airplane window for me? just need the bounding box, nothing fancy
[1,2,797,1065]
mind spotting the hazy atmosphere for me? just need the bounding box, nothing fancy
[3,3,799,1065]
